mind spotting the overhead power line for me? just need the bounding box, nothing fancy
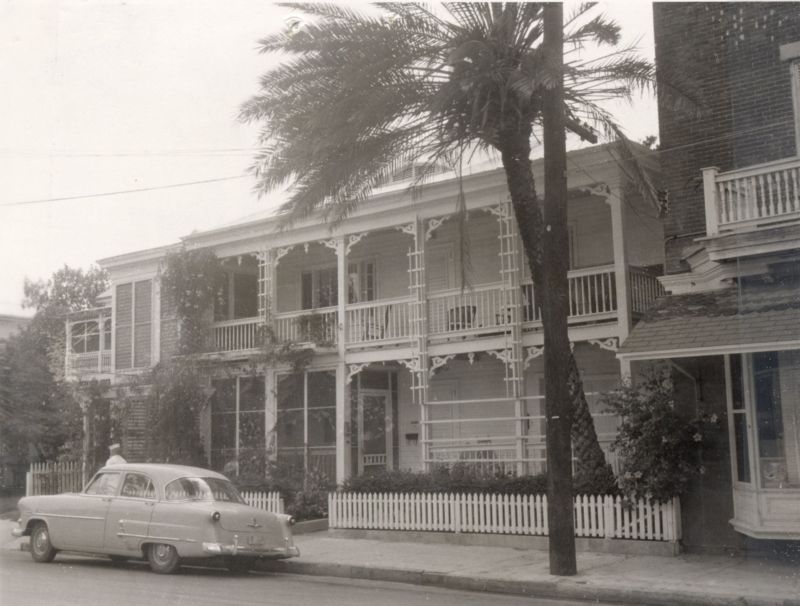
[1,176,247,207]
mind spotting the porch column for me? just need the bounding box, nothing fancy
[265,369,277,462]
[608,191,632,378]
[335,237,351,483]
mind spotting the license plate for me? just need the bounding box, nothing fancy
[246,534,264,547]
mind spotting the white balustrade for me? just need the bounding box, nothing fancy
[427,283,509,335]
[213,317,261,352]
[707,156,800,234]
[274,308,337,345]
[628,267,666,314]
[328,491,681,542]
[346,297,413,344]
[66,350,113,375]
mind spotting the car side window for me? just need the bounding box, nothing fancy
[120,473,155,499]
[84,472,121,496]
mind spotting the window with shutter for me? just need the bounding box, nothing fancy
[115,279,152,370]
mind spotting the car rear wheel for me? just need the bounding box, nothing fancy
[30,523,57,563]
[147,543,180,574]
[225,556,256,574]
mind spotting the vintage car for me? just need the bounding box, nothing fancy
[12,463,299,574]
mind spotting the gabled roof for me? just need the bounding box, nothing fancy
[618,282,800,360]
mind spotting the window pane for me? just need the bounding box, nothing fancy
[211,414,235,450]
[301,271,313,310]
[318,267,338,308]
[277,373,304,410]
[239,376,265,412]
[752,351,800,488]
[277,410,304,448]
[730,354,744,410]
[733,413,751,484]
[239,412,265,450]
[307,371,336,409]
[308,408,336,447]
[211,379,236,413]
[121,473,154,499]
[233,273,258,319]
[85,472,120,496]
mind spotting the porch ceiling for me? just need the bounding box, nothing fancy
[617,282,800,360]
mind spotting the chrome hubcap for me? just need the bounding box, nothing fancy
[153,545,171,562]
[33,529,48,553]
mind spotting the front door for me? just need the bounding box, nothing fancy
[358,389,393,474]
[104,472,157,554]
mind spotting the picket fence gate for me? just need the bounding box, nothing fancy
[328,492,681,542]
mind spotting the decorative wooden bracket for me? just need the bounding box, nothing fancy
[523,346,544,369]
[346,232,368,256]
[346,362,370,384]
[426,216,450,240]
[589,337,619,352]
[429,354,455,377]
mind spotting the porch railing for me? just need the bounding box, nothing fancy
[328,492,681,542]
[346,297,413,345]
[213,317,262,352]
[704,156,800,235]
[274,308,338,346]
[629,266,665,314]
[66,351,112,375]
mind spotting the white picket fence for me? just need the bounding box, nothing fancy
[26,461,83,496]
[328,492,681,543]
[240,490,284,513]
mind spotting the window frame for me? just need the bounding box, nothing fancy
[119,472,156,500]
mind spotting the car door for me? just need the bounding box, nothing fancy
[104,472,157,554]
[53,471,120,550]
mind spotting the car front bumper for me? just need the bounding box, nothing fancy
[11,527,25,538]
[202,542,300,559]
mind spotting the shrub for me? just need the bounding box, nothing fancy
[339,464,613,496]
[603,368,720,502]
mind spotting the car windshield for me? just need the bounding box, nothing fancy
[164,477,245,504]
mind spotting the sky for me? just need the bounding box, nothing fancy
[0,1,657,317]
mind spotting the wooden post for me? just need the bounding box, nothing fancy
[702,167,720,236]
[542,2,577,576]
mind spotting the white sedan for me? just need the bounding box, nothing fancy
[12,463,299,574]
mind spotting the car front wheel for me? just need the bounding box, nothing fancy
[147,543,180,574]
[30,523,57,563]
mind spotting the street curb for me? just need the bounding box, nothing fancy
[258,560,800,606]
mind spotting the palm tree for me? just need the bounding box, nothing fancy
[240,0,654,514]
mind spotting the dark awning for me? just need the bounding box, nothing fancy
[618,282,800,361]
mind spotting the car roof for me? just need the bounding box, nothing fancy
[97,463,229,484]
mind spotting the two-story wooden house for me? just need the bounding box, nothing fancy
[619,4,800,550]
[66,144,664,485]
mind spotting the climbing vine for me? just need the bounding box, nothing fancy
[160,247,225,354]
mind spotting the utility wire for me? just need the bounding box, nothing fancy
[1,175,247,207]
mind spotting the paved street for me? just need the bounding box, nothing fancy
[0,549,614,606]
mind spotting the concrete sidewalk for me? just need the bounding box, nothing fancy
[261,532,800,606]
[4,516,798,606]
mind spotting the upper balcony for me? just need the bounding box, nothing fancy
[210,264,664,355]
[702,156,800,259]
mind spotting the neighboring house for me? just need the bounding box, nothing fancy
[619,4,800,551]
[0,314,30,355]
[65,144,664,486]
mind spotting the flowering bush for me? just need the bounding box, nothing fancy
[603,368,720,502]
